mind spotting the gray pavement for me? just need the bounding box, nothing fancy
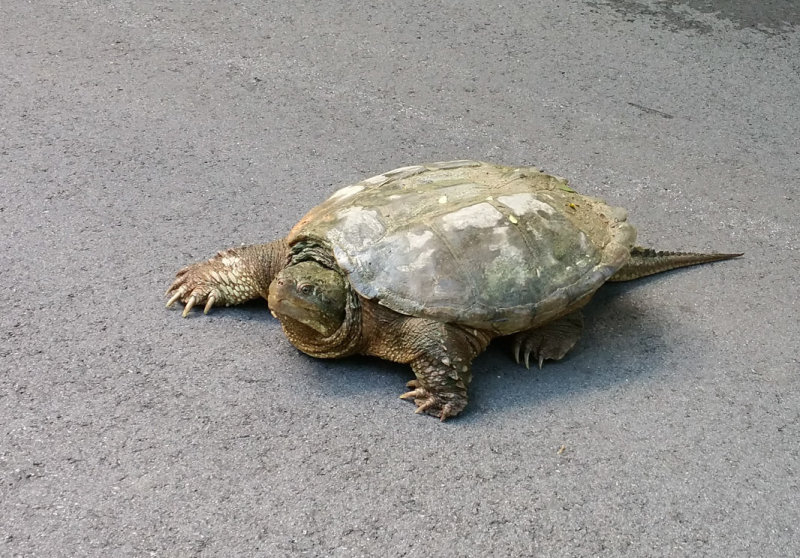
[2,1,798,556]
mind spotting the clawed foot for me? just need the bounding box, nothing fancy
[165,249,252,317]
[512,312,584,369]
[165,266,222,317]
[399,380,467,421]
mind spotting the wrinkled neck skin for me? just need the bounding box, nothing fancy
[278,285,362,359]
[270,241,363,359]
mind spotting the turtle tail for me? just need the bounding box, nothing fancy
[608,246,743,282]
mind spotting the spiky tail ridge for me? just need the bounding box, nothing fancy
[608,246,743,282]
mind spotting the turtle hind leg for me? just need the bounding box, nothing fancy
[512,311,584,369]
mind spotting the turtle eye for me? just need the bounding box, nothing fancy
[298,283,314,296]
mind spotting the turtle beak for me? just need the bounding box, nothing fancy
[267,276,290,314]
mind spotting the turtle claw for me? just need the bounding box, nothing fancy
[182,294,198,317]
[399,387,426,400]
[414,400,435,414]
[165,257,236,317]
[166,288,185,308]
[514,335,570,370]
[510,312,583,370]
[204,293,217,314]
[165,273,220,317]
[400,383,466,420]
[513,337,536,369]
[439,403,458,422]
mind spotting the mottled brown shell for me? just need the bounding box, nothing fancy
[288,161,636,334]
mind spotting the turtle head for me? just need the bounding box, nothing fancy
[268,261,347,337]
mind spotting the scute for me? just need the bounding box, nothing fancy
[288,161,636,334]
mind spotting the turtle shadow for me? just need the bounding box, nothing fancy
[209,285,680,420]
[288,282,681,420]
[468,283,678,415]
[221,299,272,321]
[227,300,414,398]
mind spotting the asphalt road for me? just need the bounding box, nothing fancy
[2,1,798,556]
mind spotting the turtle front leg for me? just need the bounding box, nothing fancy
[400,370,469,421]
[166,239,289,317]
[386,319,491,420]
[511,311,584,369]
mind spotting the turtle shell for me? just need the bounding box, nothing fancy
[288,160,636,335]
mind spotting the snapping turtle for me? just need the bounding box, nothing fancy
[166,160,740,420]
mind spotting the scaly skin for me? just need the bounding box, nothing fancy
[360,303,493,419]
[609,247,742,282]
[166,240,289,316]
